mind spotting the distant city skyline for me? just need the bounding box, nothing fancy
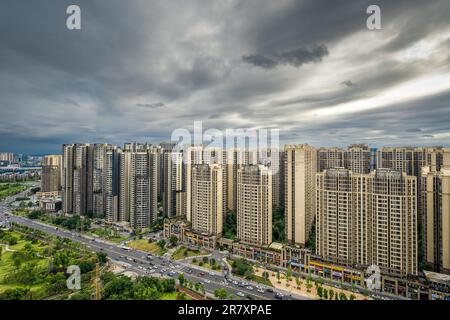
[1,0,450,155]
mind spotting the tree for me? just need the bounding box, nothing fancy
[178,273,185,286]
[286,266,292,282]
[323,288,328,300]
[263,271,269,283]
[169,236,178,247]
[157,239,166,249]
[329,289,335,300]
[317,286,323,299]
[350,294,356,300]
[177,292,188,300]
[306,279,313,293]
[214,288,228,300]
[339,292,347,300]
[276,271,281,284]
[0,287,30,300]
[202,256,208,263]
[295,276,302,289]
[96,252,108,265]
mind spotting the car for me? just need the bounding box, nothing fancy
[203,279,211,284]
[236,292,245,297]
[199,272,205,277]
[275,293,284,300]
[257,288,265,293]
[246,286,253,290]
[233,280,238,285]
[246,295,255,300]
[266,288,274,293]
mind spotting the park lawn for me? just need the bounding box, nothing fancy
[0,239,50,298]
[0,232,50,280]
[171,246,208,260]
[128,239,167,255]
[87,228,129,244]
[159,291,180,300]
[0,183,27,199]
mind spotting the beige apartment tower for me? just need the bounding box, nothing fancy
[421,148,450,274]
[316,168,418,276]
[237,165,272,246]
[284,144,317,246]
[191,164,223,236]
[41,154,62,192]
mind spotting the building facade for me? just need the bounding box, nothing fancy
[237,165,272,246]
[316,168,418,276]
[284,144,317,246]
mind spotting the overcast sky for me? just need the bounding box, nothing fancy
[1,0,450,154]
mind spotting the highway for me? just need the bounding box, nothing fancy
[0,192,310,301]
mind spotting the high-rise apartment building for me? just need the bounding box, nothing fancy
[421,148,450,274]
[317,144,372,174]
[41,154,62,192]
[237,165,272,246]
[118,143,158,229]
[163,151,184,218]
[284,144,317,246]
[0,152,14,163]
[70,144,89,215]
[62,144,74,213]
[191,164,223,236]
[316,168,418,276]
[104,148,120,223]
[376,147,443,176]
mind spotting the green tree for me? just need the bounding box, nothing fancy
[306,278,313,293]
[317,286,323,299]
[96,252,108,265]
[323,288,328,300]
[329,289,335,300]
[276,270,281,283]
[0,288,30,300]
[350,294,356,300]
[214,288,228,300]
[169,236,178,247]
[178,273,185,286]
[157,239,166,249]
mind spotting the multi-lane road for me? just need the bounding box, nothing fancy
[0,193,309,300]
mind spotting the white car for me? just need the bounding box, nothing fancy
[257,288,265,293]
[237,292,245,297]
[246,286,253,290]
[204,279,211,284]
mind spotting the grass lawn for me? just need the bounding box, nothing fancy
[0,183,27,200]
[87,228,128,244]
[159,291,178,300]
[0,232,51,299]
[171,246,208,260]
[128,239,167,255]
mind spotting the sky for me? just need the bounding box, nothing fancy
[1,0,450,154]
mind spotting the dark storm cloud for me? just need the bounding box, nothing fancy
[136,102,166,109]
[242,54,278,69]
[341,81,355,88]
[243,44,329,69]
[0,0,450,154]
